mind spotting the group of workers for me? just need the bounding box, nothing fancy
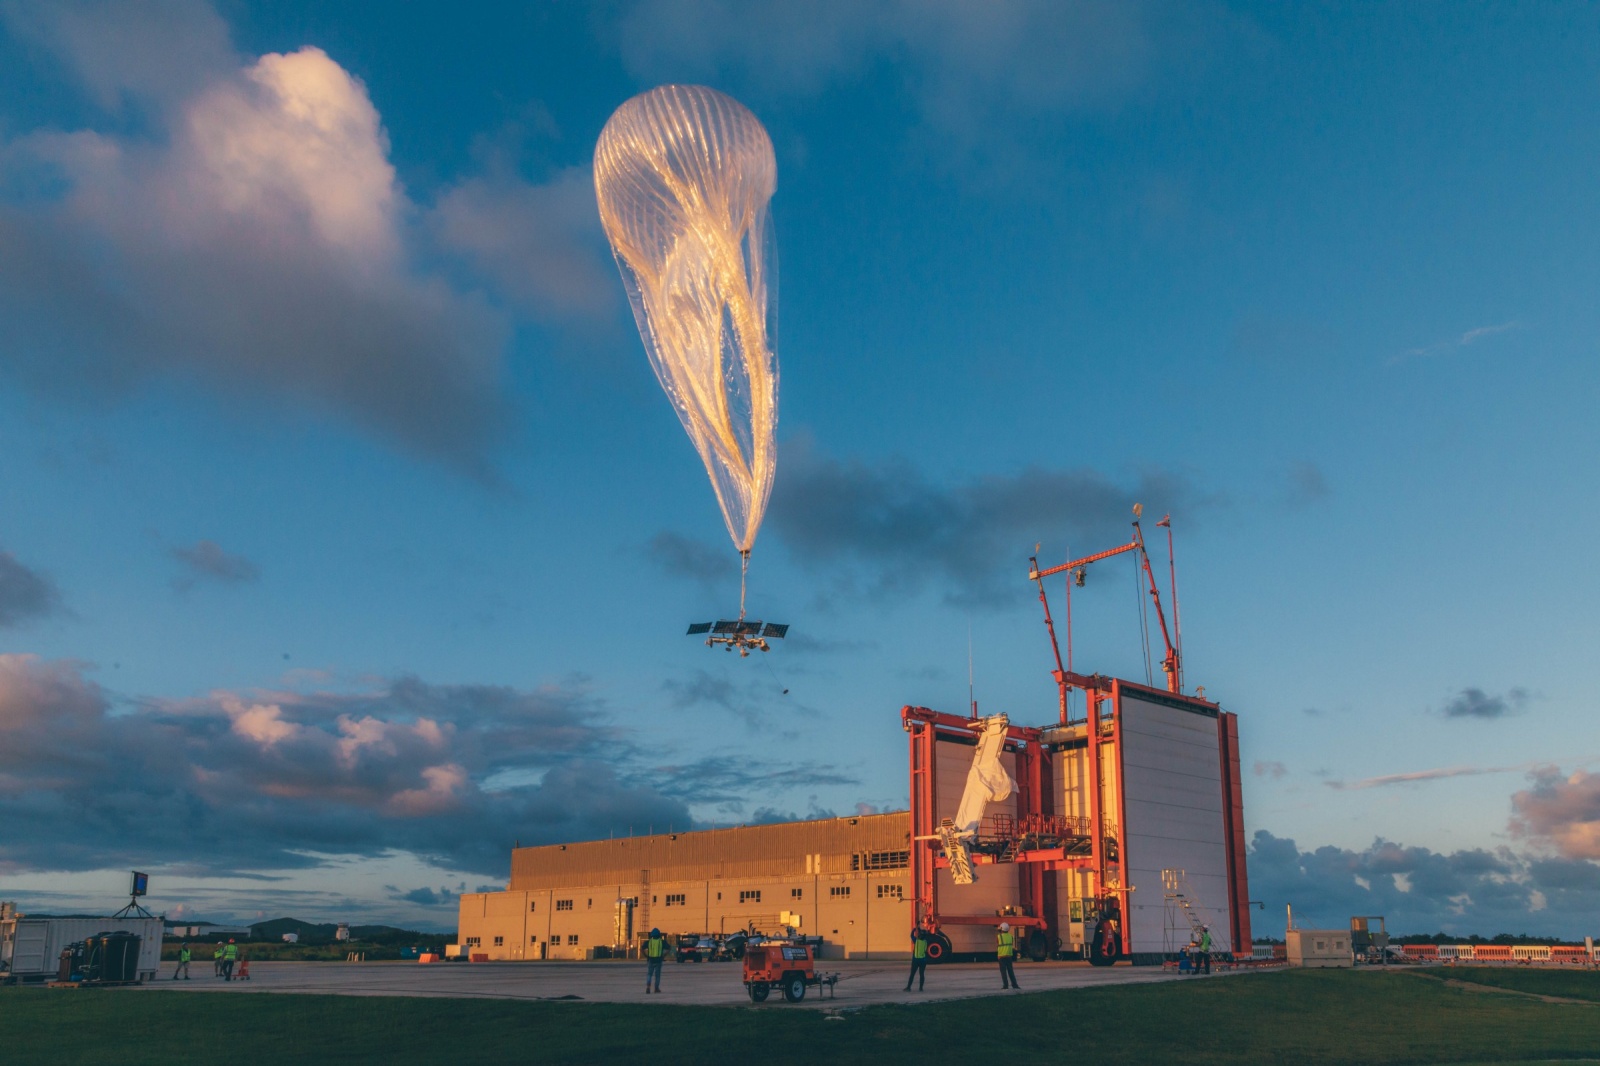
[170,939,247,981]
[906,922,1022,991]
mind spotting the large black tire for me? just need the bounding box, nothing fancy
[926,933,954,963]
[1027,930,1049,963]
[782,973,807,1002]
[748,983,769,1003]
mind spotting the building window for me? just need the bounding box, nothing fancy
[716,892,721,901]
[587,898,592,908]
[530,936,539,944]
[493,936,504,946]
[877,884,903,900]
[530,901,537,912]
[556,899,573,911]
[791,888,803,899]
[853,850,910,871]
[665,893,686,907]
[830,886,851,899]
[567,935,579,946]
[465,937,481,947]
[740,890,762,904]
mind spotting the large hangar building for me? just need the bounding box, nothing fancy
[458,680,1250,963]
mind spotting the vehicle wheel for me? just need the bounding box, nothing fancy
[1027,930,1049,962]
[1089,930,1121,967]
[748,983,769,1003]
[782,973,807,1002]
[927,933,954,962]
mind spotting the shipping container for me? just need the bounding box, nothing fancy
[1,917,163,982]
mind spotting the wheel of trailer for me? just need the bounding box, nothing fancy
[927,933,953,962]
[1027,930,1049,963]
[748,983,769,1003]
[782,973,807,1002]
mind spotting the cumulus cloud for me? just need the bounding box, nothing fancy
[764,438,1201,607]
[0,4,615,471]
[1442,687,1530,720]
[1511,768,1600,860]
[170,539,260,589]
[389,885,458,907]
[0,550,63,627]
[1248,830,1600,939]
[431,166,615,323]
[0,654,819,876]
[614,0,1171,144]
[1,0,235,111]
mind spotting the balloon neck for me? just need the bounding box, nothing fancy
[739,550,750,620]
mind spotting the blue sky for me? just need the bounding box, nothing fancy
[1,0,1598,936]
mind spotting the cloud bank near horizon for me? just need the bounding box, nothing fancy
[0,653,851,880]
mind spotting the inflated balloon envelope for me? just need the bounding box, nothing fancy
[595,84,787,655]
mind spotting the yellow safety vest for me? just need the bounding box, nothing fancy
[179,948,191,963]
[646,936,664,959]
[224,944,238,960]
[997,931,1015,958]
[912,936,927,960]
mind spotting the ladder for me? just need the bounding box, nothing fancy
[1161,868,1207,953]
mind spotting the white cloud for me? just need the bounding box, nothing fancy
[1,7,617,471]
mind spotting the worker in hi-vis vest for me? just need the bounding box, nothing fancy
[173,944,191,980]
[213,941,226,977]
[997,922,1020,989]
[905,925,931,992]
[222,939,238,981]
[644,928,666,993]
[1196,925,1213,975]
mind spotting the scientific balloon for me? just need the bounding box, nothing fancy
[594,85,778,562]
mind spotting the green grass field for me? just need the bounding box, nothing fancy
[2,969,1597,1065]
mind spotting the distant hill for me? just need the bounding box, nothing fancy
[247,917,446,945]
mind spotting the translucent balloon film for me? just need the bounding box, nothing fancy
[595,85,778,555]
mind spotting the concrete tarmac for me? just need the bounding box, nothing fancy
[126,958,1215,1010]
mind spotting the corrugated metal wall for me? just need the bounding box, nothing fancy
[509,812,911,890]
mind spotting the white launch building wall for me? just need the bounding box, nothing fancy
[1119,693,1233,954]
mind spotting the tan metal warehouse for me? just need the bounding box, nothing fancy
[457,812,916,960]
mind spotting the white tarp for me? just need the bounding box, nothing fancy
[942,715,1016,885]
[955,715,1015,835]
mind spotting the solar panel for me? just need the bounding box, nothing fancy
[686,622,712,635]
[736,620,763,636]
[712,620,740,635]
[761,623,789,639]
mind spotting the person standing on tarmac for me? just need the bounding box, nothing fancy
[213,942,226,977]
[173,943,191,980]
[997,923,1020,989]
[1196,926,1213,975]
[905,925,930,992]
[222,939,238,981]
[644,928,666,993]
